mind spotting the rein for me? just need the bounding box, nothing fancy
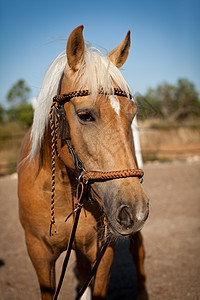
[49,88,144,299]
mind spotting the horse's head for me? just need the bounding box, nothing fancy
[56,26,149,237]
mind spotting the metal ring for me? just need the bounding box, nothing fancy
[77,170,87,183]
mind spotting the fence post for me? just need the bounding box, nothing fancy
[132,116,143,169]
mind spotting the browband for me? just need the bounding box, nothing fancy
[53,88,133,105]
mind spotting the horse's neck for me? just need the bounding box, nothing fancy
[39,125,52,170]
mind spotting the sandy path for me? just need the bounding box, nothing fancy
[0,160,200,299]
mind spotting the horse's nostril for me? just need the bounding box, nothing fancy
[116,205,134,228]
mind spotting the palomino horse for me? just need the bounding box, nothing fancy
[18,25,149,300]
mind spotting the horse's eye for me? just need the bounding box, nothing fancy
[77,111,95,122]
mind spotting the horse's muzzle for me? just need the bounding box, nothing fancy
[108,200,149,237]
[116,205,134,228]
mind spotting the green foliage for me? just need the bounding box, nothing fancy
[4,79,33,128]
[6,103,33,127]
[7,79,31,105]
[6,106,19,122]
[0,105,4,123]
[136,94,161,120]
[136,78,200,121]
[18,102,33,127]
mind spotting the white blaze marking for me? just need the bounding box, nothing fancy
[109,95,120,115]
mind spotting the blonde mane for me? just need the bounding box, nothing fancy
[30,47,133,160]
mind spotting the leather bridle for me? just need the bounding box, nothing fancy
[49,88,144,299]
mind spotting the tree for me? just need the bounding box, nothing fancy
[173,79,200,120]
[5,79,33,127]
[136,78,200,121]
[7,79,31,105]
[17,102,33,127]
[0,105,4,123]
[136,93,160,120]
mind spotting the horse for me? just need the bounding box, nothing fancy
[18,25,149,300]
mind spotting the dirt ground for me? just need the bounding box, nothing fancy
[0,159,200,300]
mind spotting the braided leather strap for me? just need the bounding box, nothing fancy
[81,169,144,184]
[53,88,132,105]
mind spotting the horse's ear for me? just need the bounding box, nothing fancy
[108,31,131,68]
[67,25,85,71]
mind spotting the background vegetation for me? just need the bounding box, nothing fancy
[136,78,200,123]
[0,78,200,175]
[0,79,33,175]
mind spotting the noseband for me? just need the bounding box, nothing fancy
[49,88,144,299]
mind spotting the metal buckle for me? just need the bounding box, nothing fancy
[77,170,87,183]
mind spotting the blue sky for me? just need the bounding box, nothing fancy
[0,0,199,105]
